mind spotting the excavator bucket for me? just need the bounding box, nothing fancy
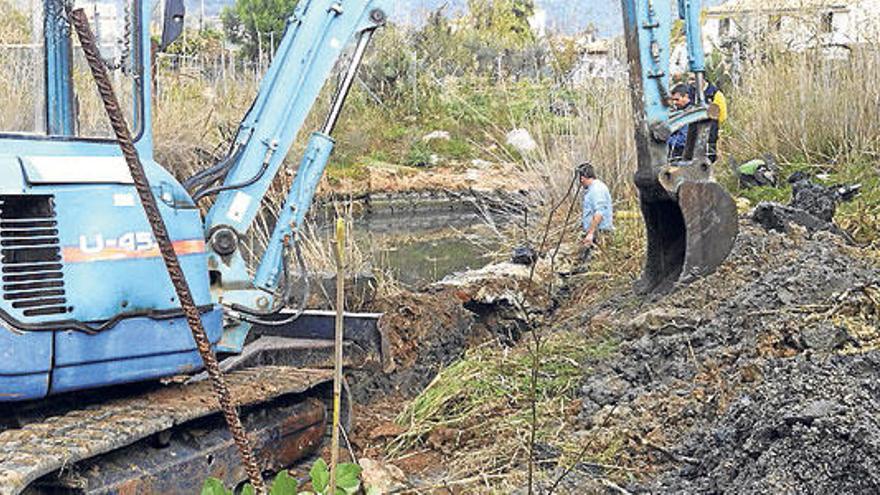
[678,181,739,279]
[638,176,738,293]
[620,0,739,292]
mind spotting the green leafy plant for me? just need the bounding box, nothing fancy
[201,460,362,495]
[405,142,434,168]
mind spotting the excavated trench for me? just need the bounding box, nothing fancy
[343,198,879,493]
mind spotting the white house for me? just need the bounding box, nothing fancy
[570,37,628,83]
[703,0,880,55]
[529,8,548,39]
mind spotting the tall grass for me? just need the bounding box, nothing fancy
[723,48,880,245]
[726,48,880,164]
[522,81,636,204]
[153,69,260,179]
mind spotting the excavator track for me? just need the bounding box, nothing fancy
[0,366,333,495]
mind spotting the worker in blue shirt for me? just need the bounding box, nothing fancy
[578,162,614,249]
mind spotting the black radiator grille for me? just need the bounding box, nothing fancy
[0,195,70,317]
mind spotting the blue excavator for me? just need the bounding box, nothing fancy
[0,0,737,492]
[0,0,391,492]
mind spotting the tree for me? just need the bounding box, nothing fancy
[0,0,31,45]
[164,28,225,58]
[465,0,536,48]
[221,0,299,61]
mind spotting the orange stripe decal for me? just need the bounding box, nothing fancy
[63,239,206,264]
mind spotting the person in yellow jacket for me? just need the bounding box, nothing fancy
[703,80,727,162]
[686,74,728,162]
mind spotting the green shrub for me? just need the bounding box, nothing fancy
[201,459,362,495]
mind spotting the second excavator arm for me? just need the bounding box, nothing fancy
[621,0,739,293]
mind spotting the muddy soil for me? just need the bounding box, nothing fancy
[655,352,880,493]
[570,222,880,493]
[348,260,555,403]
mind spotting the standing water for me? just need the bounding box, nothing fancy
[317,198,508,287]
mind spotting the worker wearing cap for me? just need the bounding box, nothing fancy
[578,163,614,249]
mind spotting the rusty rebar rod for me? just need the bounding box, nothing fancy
[67,8,265,493]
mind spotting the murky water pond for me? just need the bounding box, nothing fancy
[365,221,501,287]
[318,199,507,287]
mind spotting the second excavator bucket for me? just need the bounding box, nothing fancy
[639,179,739,292]
[621,0,739,293]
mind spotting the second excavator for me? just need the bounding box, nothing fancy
[0,0,739,492]
[621,0,739,292]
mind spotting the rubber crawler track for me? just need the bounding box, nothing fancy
[0,366,332,495]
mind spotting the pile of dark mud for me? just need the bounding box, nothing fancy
[573,221,879,493]
[655,352,880,493]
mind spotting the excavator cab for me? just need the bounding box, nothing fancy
[0,0,390,404]
[621,0,738,292]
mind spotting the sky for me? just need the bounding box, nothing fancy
[193,0,728,37]
[390,0,727,37]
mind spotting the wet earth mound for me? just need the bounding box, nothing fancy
[572,220,879,493]
[656,352,880,494]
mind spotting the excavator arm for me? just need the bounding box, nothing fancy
[180,0,390,352]
[621,0,738,292]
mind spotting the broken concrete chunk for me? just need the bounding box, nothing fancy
[506,128,538,153]
[361,458,409,494]
[628,307,709,335]
[421,130,451,142]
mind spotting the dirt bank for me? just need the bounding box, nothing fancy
[319,161,528,200]
[348,260,557,404]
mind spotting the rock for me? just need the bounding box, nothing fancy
[506,128,538,153]
[470,158,493,169]
[360,458,409,494]
[583,375,630,406]
[368,422,406,440]
[421,130,451,142]
[628,307,708,335]
[783,399,841,426]
[511,246,538,266]
[534,442,562,468]
[800,325,850,352]
[464,169,482,184]
[751,201,851,241]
